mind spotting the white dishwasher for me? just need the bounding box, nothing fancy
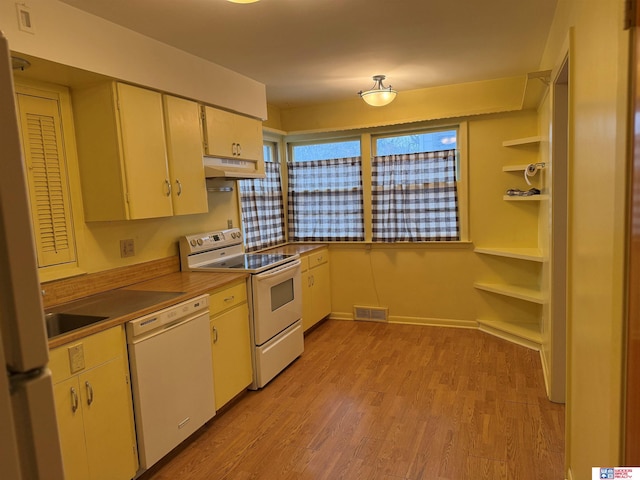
[126,294,215,473]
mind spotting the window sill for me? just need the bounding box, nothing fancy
[289,240,474,250]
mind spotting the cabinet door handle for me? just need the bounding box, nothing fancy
[231,142,237,156]
[311,275,315,286]
[85,381,94,406]
[175,179,183,196]
[237,143,242,156]
[224,295,235,303]
[164,179,172,197]
[213,326,218,343]
[70,387,79,413]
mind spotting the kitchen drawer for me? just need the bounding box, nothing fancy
[49,326,125,384]
[209,280,247,314]
[307,249,329,267]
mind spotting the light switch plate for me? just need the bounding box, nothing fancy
[15,3,35,34]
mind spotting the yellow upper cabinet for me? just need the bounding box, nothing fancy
[201,105,265,177]
[72,82,208,221]
[163,95,208,216]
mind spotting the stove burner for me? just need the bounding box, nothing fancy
[198,253,295,272]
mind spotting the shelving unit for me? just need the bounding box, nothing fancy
[474,282,545,304]
[502,164,531,172]
[474,134,546,350]
[503,194,549,201]
[474,247,545,262]
[501,136,541,147]
[476,319,542,349]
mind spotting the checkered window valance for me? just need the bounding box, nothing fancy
[287,157,365,241]
[372,149,459,242]
[239,160,286,252]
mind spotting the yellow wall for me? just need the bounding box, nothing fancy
[0,0,266,119]
[11,1,632,475]
[317,109,541,329]
[77,179,240,273]
[278,76,528,133]
[539,0,629,478]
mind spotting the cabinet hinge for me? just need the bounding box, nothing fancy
[625,0,638,29]
[125,192,130,204]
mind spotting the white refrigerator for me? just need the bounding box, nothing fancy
[0,31,65,480]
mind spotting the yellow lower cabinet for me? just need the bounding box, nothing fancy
[50,327,138,480]
[53,377,89,480]
[209,281,253,409]
[301,258,313,331]
[302,249,331,331]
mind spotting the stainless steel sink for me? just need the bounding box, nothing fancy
[45,312,108,339]
[44,289,185,339]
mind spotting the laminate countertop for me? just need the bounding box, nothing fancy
[260,243,327,256]
[47,271,248,349]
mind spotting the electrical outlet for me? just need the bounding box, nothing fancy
[68,344,85,374]
[120,239,135,258]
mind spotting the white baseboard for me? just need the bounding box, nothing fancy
[329,312,476,329]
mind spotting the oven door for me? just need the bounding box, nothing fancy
[251,260,302,345]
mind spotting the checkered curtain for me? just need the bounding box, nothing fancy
[239,161,286,252]
[288,157,365,241]
[372,149,459,241]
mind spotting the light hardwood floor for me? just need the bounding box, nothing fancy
[140,320,565,480]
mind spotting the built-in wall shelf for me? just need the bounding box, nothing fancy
[474,247,546,262]
[474,282,546,304]
[503,164,531,172]
[477,318,542,350]
[502,136,541,147]
[503,194,549,201]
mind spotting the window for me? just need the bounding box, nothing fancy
[238,142,286,251]
[371,129,460,242]
[288,139,364,241]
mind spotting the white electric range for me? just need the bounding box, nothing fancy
[179,228,303,389]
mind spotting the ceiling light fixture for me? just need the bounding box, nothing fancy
[358,75,397,107]
[11,56,30,71]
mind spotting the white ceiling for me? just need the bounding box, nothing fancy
[58,0,558,109]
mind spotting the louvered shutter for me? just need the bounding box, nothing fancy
[17,94,76,268]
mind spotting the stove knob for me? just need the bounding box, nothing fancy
[190,239,197,247]
[197,238,204,246]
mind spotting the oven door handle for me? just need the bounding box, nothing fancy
[255,259,301,279]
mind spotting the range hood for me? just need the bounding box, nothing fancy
[203,156,263,179]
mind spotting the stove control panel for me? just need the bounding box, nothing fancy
[181,228,242,254]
